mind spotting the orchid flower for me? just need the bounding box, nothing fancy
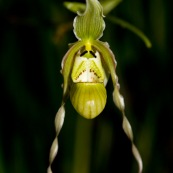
[47,0,143,173]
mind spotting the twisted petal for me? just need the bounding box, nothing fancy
[92,40,143,173]
[114,89,143,173]
[47,104,65,173]
[91,40,117,82]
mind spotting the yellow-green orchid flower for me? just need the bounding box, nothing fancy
[47,0,142,173]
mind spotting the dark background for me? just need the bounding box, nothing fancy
[0,0,172,173]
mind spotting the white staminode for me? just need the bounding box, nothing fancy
[71,51,106,83]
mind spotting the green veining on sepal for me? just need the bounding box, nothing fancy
[73,0,105,40]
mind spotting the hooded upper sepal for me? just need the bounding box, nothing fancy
[73,0,105,40]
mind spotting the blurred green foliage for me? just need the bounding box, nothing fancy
[0,0,172,173]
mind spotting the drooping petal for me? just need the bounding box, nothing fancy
[92,39,143,173]
[47,104,65,173]
[113,88,143,173]
[91,40,117,84]
[73,0,105,40]
[61,41,85,100]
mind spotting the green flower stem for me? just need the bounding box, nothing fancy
[108,16,152,48]
[72,118,93,173]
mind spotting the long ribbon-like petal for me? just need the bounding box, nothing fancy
[113,87,143,173]
[93,40,143,173]
[47,104,65,173]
